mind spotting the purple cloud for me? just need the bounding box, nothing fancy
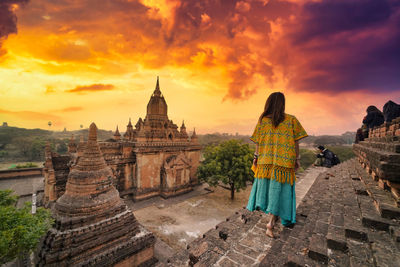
[279,0,400,94]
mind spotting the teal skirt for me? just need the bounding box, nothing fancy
[246,177,296,226]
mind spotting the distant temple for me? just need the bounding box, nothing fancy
[43,77,201,204]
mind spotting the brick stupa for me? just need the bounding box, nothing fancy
[38,123,156,266]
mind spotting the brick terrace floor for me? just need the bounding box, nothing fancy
[161,159,400,266]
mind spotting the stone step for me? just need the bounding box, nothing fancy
[347,239,375,267]
[356,164,400,219]
[286,250,322,267]
[358,194,394,232]
[260,239,287,266]
[327,250,350,267]
[363,135,399,143]
[367,229,400,266]
[359,140,400,153]
[327,225,348,252]
[308,234,328,264]
[389,225,400,245]
[350,174,369,195]
[354,143,400,164]
[260,172,327,267]
[386,181,400,207]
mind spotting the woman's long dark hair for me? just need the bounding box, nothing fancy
[259,92,285,127]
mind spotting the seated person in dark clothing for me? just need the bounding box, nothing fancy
[313,145,340,168]
[355,128,364,143]
[362,106,384,138]
[363,105,384,129]
[383,100,400,123]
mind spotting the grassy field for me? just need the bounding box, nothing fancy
[0,161,43,170]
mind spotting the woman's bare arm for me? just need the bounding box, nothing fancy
[295,140,300,170]
[253,144,259,165]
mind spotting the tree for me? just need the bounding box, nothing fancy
[14,137,31,158]
[30,138,46,160]
[0,132,12,150]
[56,140,68,154]
[0,190,53,265]
[197,140,254,200]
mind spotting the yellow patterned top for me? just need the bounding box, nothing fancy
[250,114,308,169]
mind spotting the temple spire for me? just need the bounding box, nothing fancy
[191,128,198,142]
[154,76,161,97]
[114,126,121,140]
[88,123,97,141]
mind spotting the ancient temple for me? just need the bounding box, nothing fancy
[38,123,156,266]
[43,77,201,203]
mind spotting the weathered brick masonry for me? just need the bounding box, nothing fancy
[353,117,400,206]
[38,123,156,266]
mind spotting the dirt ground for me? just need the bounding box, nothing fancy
[133,185,253,251]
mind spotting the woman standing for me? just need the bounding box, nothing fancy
[246,92,308,238]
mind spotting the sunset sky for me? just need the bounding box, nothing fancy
[0,0,399,135]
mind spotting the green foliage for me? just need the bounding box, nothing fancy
[197,140,254,199]
[0,132,12,150]
[299,149,316,170]
[327,146,355,162]
[0,190,18,206]
[0,190,53,264]
[56,141,68,154]
[198,133,253,147]
[0,151,8,158]
[30,138,46,160]
[10,163,39,169]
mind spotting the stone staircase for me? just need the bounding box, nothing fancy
[158,136,400,267]
[156,169,316,267]
[261,159,400,266]
[353,117,400,206]
[157,208,274,266]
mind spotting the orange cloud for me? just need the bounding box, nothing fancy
[8,0,295,100]
[53,106,84,112]
[66,84,115,93]
[0,108,62,124]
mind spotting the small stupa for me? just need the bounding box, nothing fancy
[38,123,156,266]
